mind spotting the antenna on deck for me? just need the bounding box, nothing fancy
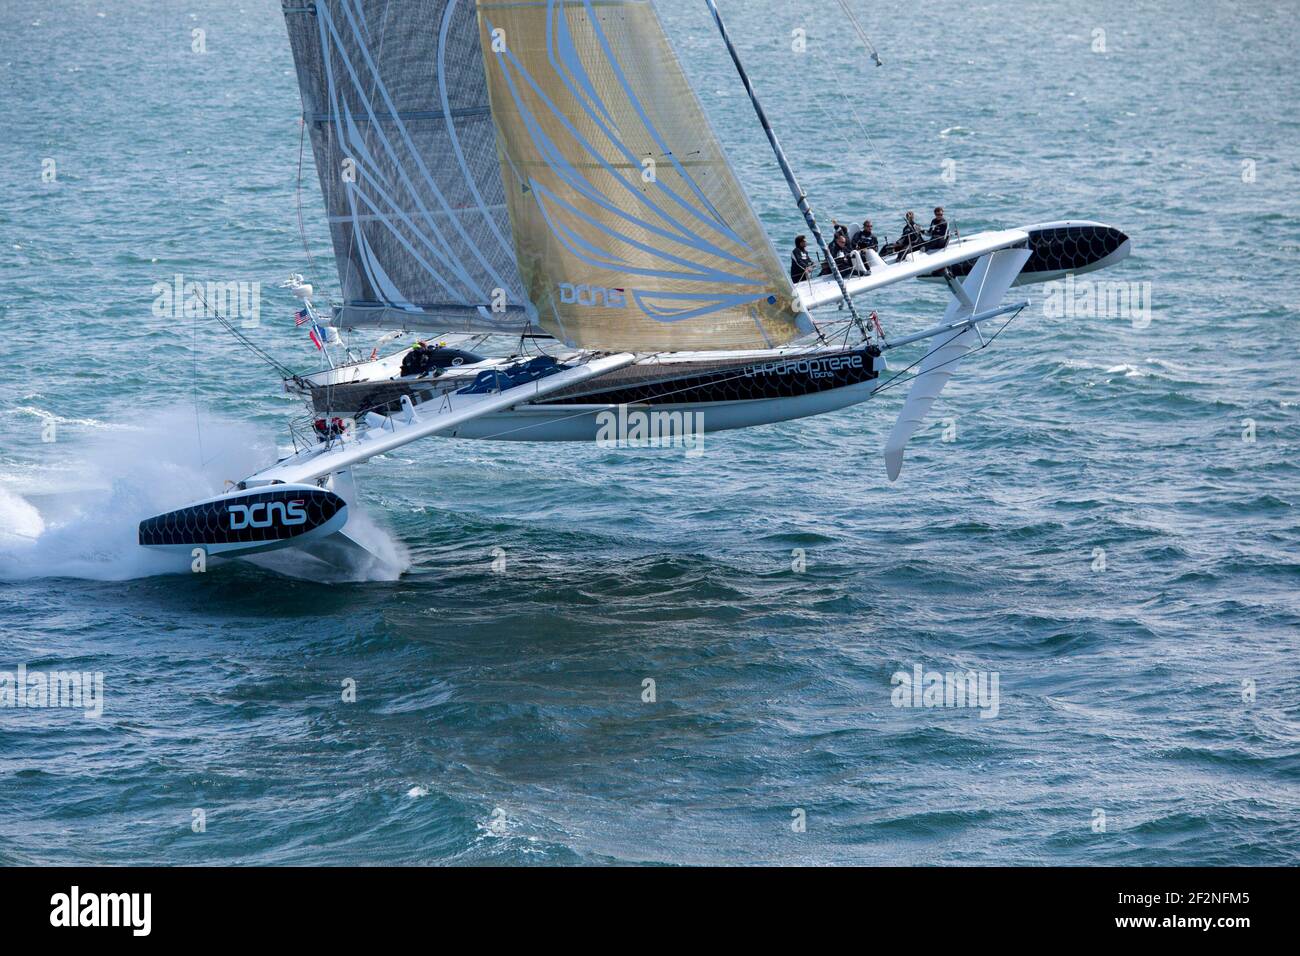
[281,273,314,306]
[280,273,339,370]
[703,0,868,342]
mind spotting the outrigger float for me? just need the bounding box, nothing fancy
[140,1,1129,571]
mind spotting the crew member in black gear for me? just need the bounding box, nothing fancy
[790,235,814,284]
[850,220,878,275]
[820,231,854,277]
[926,206,949,251]
[895,211,925,263]
[851,219,878,253]
[400,340,437,377]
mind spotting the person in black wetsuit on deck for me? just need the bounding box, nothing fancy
[847,220,878,275]
[851,219,878,256]
[926,206,949,251]
[820,231,854,277]
[790,235,814,285]
[896,211,924,263]
[852,219,878,252]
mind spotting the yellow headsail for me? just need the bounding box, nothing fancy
[476,0,803,352]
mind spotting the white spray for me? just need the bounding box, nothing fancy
[0,409,408,582]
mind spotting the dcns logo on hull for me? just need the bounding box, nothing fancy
[229,499,308,530]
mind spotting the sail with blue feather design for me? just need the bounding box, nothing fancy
[283,0,804,350]
[475,0,803,351]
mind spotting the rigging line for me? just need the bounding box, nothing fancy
[833,0,884,69]
[191,283,206,468]
[873,312,1020,394]
[801,92,887,226]
[704,0,868,343]
[841,311,856,350]
[804,1,901,211]
[870,328,971,395]
[795,99,897,296]
[790,1,899,212]
[842,100,901,210]
[294,101,326,295]
[869,307,1024,397]
[191,285,304,384]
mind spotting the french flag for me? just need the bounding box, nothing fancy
[309,322,327,351]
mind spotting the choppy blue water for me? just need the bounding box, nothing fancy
[1,0,1297,865]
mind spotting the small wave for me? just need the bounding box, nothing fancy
[870,807,998,836]
[1043,696,1114,721]
[10,405,124,430]
[1143,357,1194,375]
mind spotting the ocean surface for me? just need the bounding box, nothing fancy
[1,0,1297,865]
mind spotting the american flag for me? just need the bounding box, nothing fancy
[294,308,310,326]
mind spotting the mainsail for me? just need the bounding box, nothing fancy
[283,0,529,334]
[474,0,805,352]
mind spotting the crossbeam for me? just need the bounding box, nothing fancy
[881,301,1027,350]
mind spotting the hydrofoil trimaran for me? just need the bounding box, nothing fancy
[139,0,1130,571]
